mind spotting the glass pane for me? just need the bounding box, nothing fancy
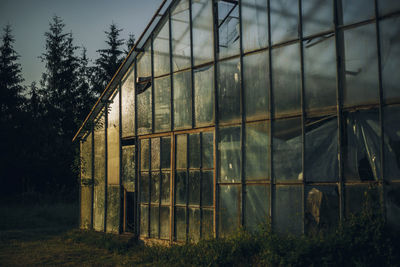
[106,185,120,233]
[176,134,187,169]
[189,133,200,168]
[303,35,336,112]
[150,206,159,238]
[175,171,187,205]
[122,145,135,192]
[140,172,150,203]
[385,184,400,230]
[161,137,171,169]
[344,109,381,181]
[305,116,338,182]
[121,68,135,137]
[194,66,215,127]
[245,185,269,232]
[380,17,400,103]
[175,207,187,241]
[171,0,191,71]
[341,0,375,26]
[219,185,241,237]
[202,132,214,169]
[161,172,170,204]
[245,121,269,180]
[202,170,214,207]
[188,208,201,242]
[151,138,160,170]
[345,184,380,216]
[107,92,120,185]
[383,105,400,181]
[379,0,400,15]
[273,117,302,182]
[137,84,152,135]
[140,139,149,171]
[343,24,379,107]
[273,185,303,235]
[201,208,214,239]
[302,0,333,37]
[192,0,214,65]
[219,126,241,182]
[80,185,92,229]
[173,70,192,129]
[137,44,151,78]
[270,0,299,44]
[140,205,149,237]
[81,133,92,181]
[94,112,105,231]
[305,186,339,234]
[189,171,201,206]
[160,206,170,239]
[244,50,269,120]
[218,57,241,123]
[241,0,268,52]
[154,18,170,76]
[151,172,160,204]
[154,76,171,132]
[272,43,301,116]
[218,0,240,58]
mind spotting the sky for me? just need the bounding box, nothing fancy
[0,0,163,87]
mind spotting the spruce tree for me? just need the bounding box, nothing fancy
[125,33,136,56]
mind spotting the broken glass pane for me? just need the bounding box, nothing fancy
[188,208,201,242]
[121,67,135,138]
[380,17,400,103]
[161,136,171,169]
[273,185,303,235]
[192,0,214,65]
[151,172,160,204]
[194,65,214,127]
[140,172,150,204]
[150,206,159,238]
[154,17,170,76]
[175,207,187,241]
[140,205,149,237]
[303,34,336,112]
[122,145,135,192]
[305,186,339,234]
[272,43,301,116]
[344,109,381,181]
[379,0,400,15]
[343,24,379,107]
[345,184,380,217]
[171,0,191,71]
[245,121,269,180]
[141,139,150,171]
[245,185,269,232]
[218,57,241,123]
[273,117,302,182]
[202,208,213,239]
[154,76,171,132]
[383,105,400,181]
[341,0,375,26]
[107,92,120,185]
[202,170,214,207]
[176,134,187,169]
[241,0,268,52]
[161,172,170,204]
[270,0,299,44]
[137,84,152,135]
[302,0,333,37]
[189,171,201,206]
[305,116,338,182]
[385,184,400,230]
[151,138,160,170]
[202,132,214,169]
[175,171,187,205]
[160,206,170,239]
[244,50,269,120]
[218,0,240,58]
[189,133,200,168]
[219,126,241,183]
[219,185,241,237]
[173,70,192,129]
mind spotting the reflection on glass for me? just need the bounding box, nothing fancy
[379,0,400,15]
[161,137,171,169]
[122,145,135,192]
[140,205,149,237]
[151,138,160,170]
[150,206,159,238]
[383,105,400,181]
[137,85,152,135]
[245,122,269,180]
[160,206,170,239]
[154,18,170,76]
[270,0,299,44]
[94,111,105,231]
[121,68,135,137]
[80,185,92,229]
[194,66,214,127]
[218,0,240,58]
[140,172,150,203]
[161,172,170,204]
[202,132,214,169]
[345,184,380,216]
[341,0,374,26]
[385,184,400,230]
[219,185,241,237]
[192,0,214,65]
[202,170,214,207]
[141,139,149,171]
[189,133,200,168]
[171,0,191,71]
[174,71,192,129]
[272,44,301,116]
[245,185,269,231]
[107,92,120,185]
[219,126,241,182]
[151,172,160,204]
[137,44,151,78]
[302,0,333,37]
[81,133,92,181]
[343,24,378,107]
[218,58,241,123]
[154,76,171,132]
[175,171,187,205]
[202,209,213,239]
[188,208,200,242]
[244,51,269,120]
[241,0,268,52]
[175,207,187,241]
[176,134,187,169]
[273,185,303,234]
[189,171,200,205]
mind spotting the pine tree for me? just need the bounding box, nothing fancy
[92,22,125,96]
[125,33,136,56]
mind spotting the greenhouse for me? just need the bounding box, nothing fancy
[74,0,400,242]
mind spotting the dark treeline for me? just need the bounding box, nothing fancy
[0,16,135,201]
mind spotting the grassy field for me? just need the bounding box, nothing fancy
[0,201,399,266]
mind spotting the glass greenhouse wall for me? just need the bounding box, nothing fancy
[77,0,400,241]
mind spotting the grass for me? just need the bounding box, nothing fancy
[0,199,399,266]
